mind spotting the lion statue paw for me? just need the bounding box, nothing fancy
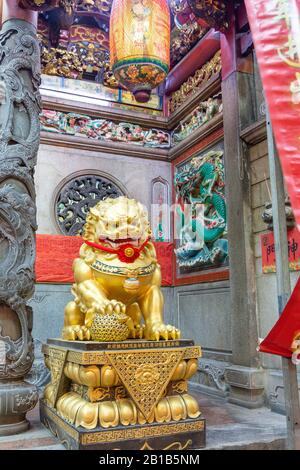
[145,323,181,341]
[129,323,145,340]
[97,299,127,317]
[62,325,91,341]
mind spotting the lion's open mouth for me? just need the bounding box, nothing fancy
[100,237,141,247]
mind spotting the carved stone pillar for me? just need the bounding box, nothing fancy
[221,2,265,408]
[0,1,40,435]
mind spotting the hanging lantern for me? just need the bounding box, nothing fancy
[110,0,170,103]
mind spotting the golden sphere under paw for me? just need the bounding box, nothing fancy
[90,313,130,342]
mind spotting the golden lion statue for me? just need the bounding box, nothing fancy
[62,196,180,342]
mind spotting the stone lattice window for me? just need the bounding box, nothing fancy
[55,172,125,235]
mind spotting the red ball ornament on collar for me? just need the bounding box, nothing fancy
[83,237,151,264]
[118,244,141,263]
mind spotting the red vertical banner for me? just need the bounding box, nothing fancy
[244,0,300,229]
[261,227,300,273]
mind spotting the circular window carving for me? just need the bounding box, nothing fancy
[55,172,126,235]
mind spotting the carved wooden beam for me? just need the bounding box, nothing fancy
[18,0,59,11]
[165,29,220,95]
[3,0,37,24]
[18,0,76,17]
[187,0,229,32]
[18,0,76,46]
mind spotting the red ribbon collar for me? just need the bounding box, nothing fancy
[84,237,151,264]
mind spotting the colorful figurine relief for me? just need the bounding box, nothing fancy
[40,110,171,148]
[62,196,180,342]
[40,99,222,147]
[175,150,228,270]
[187,0,229,32]
[172,92,222,144]
[69,25,109,78]
[76,0,113,13]
[169,0,228,34]
[171,20,207,67]
[169,51,222,113]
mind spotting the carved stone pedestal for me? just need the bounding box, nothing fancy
[225,365,266,408]
[40,339,206,450]
[0,381,38,436]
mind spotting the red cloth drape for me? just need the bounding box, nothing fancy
[35,234,173,286]
[259,277,300,358]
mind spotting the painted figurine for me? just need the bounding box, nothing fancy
[172,93,222,143]
[175,150,228,269]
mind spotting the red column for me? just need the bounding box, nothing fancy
[2,0,37,26]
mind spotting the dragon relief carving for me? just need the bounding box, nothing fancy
[198,361,229,393]
[0,19,41,379]
[175,150,228,270]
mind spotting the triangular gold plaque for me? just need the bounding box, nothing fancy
[107,348,185,420]
[49,347,68,406]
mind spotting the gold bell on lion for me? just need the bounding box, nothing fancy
[123,277,140,293]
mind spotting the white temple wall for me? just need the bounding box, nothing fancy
[35,144,172,235]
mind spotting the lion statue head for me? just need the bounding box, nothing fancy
[83,196,152,248]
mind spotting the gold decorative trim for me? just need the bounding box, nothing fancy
[107,349,185,420]
[168,75,221,129]
[82,420,205,445]
[106,341,183,350]
[92,260,156,277]
[48,347,68,406]
[41,403,79,441]
[140,439,193,451]
[52,345,201,366]
[43,418,73,450]
[169,52,222,114]
[41,400,204,446]
[171,380,188,394]
[183,347,202,359]
[67,351,110,365]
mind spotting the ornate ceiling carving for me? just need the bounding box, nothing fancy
[20,1,229,86]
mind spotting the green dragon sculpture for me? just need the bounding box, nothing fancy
[174,150,228,270]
